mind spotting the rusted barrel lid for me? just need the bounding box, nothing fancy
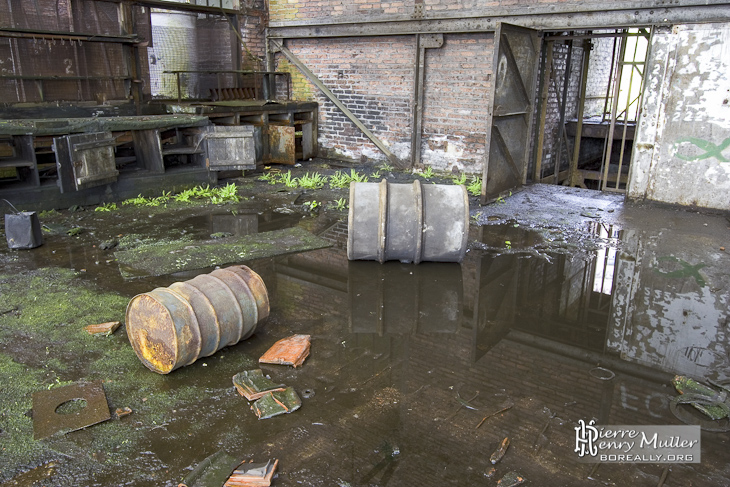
[126,289,200,374]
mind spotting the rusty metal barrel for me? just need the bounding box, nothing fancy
[347,179,470,263]
[126,265,269,374]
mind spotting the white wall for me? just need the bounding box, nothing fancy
[629,23,730,209]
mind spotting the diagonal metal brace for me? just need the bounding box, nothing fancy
[270,39,404,168]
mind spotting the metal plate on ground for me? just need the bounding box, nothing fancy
[32,380,111,440]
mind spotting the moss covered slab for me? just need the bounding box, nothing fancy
[114,226,331,278]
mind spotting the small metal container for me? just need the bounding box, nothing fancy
[5,211,43,249]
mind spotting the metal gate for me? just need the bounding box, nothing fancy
[481,23,542,204]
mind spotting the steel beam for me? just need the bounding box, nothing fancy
[268,4,730,38]
[411,33,443,169]
[270,39,403,168]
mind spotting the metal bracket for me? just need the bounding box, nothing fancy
[420,33,444,49]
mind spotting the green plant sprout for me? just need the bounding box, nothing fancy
[304,200,320,212]
[94,202,117,212]
[466,176,482,196]
[297,172,327,190]
[452,173,467,185]
[333,197,348,211]
[421,166,434,179]
[380,162,394,172]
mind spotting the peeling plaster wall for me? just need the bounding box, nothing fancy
[629,23,730,209]
[608,226,730,381]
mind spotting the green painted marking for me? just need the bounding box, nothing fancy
[674,137,730,162]
[653,256,707,288]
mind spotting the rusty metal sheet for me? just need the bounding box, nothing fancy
[32,380,110,439]
[481,23,541,204]
[268,125,296,165]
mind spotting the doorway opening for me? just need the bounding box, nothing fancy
[530,28,651,193]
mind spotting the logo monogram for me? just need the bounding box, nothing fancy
[575,419,599,457]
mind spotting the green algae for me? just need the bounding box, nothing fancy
[0,266,266,482]
[114,226,332,278]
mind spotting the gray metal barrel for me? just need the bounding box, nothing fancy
[347,179,469,263]
[126,265,269,374]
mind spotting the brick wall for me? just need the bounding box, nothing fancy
[536,40,585,179]
[277,34,493,172]
[277,37,416,163]
[240,0,267,69]
[584,36,615,118]
[421,34,492,174]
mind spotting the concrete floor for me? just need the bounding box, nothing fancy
[0,172,729,486]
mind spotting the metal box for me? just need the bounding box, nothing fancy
[5,211,43,249]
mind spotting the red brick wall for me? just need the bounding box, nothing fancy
[421,33,492,173]
[277,34,495,172]
[240,0,267,69]
[277,37,416,163]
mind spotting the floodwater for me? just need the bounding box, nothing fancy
[1,185,729,486]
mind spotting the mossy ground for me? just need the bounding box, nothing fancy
[0,264,261,484]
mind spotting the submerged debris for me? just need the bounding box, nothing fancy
[232,369,286,401]
[179,450,245,487]
[224,459,278,487]
[114,407,133,419]
[670,375,730,431]
[84,321,121,336]
[252,388,302,420]
[497,471,525,487]
[99,239,118,250]
[115,227,331,278]
[32,381,111,439]
[259,334,311,368]
[490,437,510,465]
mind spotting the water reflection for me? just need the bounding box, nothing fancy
[348,261,462,335]
[179,210,302,238]
[277,218,728,383]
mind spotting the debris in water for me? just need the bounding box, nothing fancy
[252,387,302,420]
[99,239,118,250]
[115,227,331,278]
[84,321,121,336]
[490,437,510,464]
[485,467,496,478]
[3,461,58,485]
[476,402,514,429]
[657,466,670,487]
[32,380,111,439]
[259,334,311,368]
[179,450,245,487]
[224,459,278,486]
[66,226,83,236]
[670,375,730,431]
[114,407,133,419]
[232,369,286,400]
[496,471,525,486]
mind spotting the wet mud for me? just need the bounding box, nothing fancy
[0,171,729,486]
